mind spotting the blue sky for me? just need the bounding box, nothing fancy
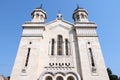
[0,0,120,77]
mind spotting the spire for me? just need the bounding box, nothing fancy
[40,4,43,9]
[77,4,80,9]
[74,4,83,12]
[36,4,43,9]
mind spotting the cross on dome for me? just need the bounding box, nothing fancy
[57,11,62,20]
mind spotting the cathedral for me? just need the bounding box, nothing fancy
[10,5,109,80]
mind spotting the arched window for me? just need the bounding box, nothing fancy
[81,14,84,19]
[67,76,74,80]
[45,76,52,80]
[51,39,55,55]
[56,76,64,80]
[36,13,39,19]
[40,14,44,19]
[76,15,80,21]
[57,35,63,55]
[89,48,95,67]
[25,48,31,67]
[65,39,69,55]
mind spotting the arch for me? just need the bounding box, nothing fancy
[67,76,75,80]
[45,76,52,80]
[55,72,65,76]
[39,72,54,80]
[56,76,64,80]
[38,72,81,80]
[44,72,54,76]
[66,72,81,80]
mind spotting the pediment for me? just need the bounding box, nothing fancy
[46,20,73,30]
[49,24,70,30]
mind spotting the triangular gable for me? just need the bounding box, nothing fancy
[46,19,73,30]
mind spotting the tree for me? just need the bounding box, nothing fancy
[7,76,10,80]
[107,68,119,80]
[107,68,112,76]
[118,77,120,80]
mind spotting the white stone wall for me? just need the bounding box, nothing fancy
[76,37,109,80]
[0,76,4,80]
[10,19,109,80]
[10,37,42,80]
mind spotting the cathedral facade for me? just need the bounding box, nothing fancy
[10,5,109,80]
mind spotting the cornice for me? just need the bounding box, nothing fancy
[74,22,97,28]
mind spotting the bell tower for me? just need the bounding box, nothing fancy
[73,6,109,80]
[31,5,47,22]
[73,5,88,23]
[10,5,47,80]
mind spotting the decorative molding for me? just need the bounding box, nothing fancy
[49,24,70,30]
[77,35,98,37]
[22,34,43,37]
[23,26,45,29]
[24,22,45,24]
[46,19,73,26]
[76,28,98,37]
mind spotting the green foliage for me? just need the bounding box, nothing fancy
[7,76,10,80]
[107,68,112,75]
[107,68,119,80]
[118,77,120,80]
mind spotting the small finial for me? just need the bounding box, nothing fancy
[40,4,43,9]
[57,10,62,20]
[77,4,80,9]
[58,10,61,13]
[74,4,83,11]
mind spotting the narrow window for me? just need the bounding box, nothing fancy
[89,48,95,67]
[65,39,69,55]
[81,14,84,19]
[36,13,39,19]
[40,14,44,19]
[51,39,55,55]
[57,35,63,55]
[76,15,79,20]
[25,48,31,67]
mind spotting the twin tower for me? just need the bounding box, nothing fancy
[10,5,109,80]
